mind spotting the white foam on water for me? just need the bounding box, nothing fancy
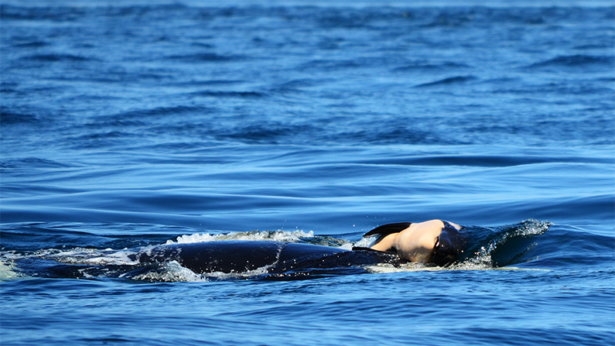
[0,248,141,278]
[337,236,376,250]
[0,249,56,261]
[0,260,23,280]
[133,238,286,282]
[365,262,437,273]
[365,262,549,273]
[201,264,272,281]
[461,219,552,268]
[131,261,210,282]
[166,230,315,245]
[1,247,139,266]
[47,248,140,266]
[131,260,275,282]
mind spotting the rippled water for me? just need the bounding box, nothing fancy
[1,1,614,345]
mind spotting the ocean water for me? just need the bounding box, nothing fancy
[1,0,614,345]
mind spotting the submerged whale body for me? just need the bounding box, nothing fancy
[131,241,400,275]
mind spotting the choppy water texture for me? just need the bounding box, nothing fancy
[1,0,614,345]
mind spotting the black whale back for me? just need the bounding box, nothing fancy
[134,241,347,274]
[133,241,399,275]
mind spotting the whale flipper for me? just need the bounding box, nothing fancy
[362,222,412,242]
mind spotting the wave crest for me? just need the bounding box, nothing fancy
[460,219,552,268]
[166,229,315,245]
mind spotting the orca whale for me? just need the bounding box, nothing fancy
[131,220,465,274]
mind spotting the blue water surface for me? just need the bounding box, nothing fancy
[1,0,614,345]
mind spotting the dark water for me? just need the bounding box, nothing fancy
[1,1,614,345]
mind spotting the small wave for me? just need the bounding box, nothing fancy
[460,219,552,268]
[493,82,614,96]
[414,75,477,88]
[175,79,244,86]
[527,55,614,69]
[93,106,213,124]
[298,59,364,72]
[84,119,147,128]
[393,61,469,72]
[118,105,209,118]
[268,78,324,94]
[215,123,315,143]
[12,41,48,48]
[422,12,476,28]
[359,154,609,167]
[335,127,460,145]
[22,54,99,62]
[166,230,315,245]
[574,43,612,50]
[0,110,40,125]
[72,131,132,140]
[166,53,244,63]
[1,157,71,169]
[316,12,372,29]
[190,90,266,98]
[0,4,88,21]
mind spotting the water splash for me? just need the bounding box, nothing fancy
[129,261,210,282]
[129,259,276,282]
[166,230,315,245]
[339,236,374,250]
[459,219,552,268]
[47,248,139,266]
[0,260,23,280]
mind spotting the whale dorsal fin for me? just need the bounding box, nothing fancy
[362,222,412,241]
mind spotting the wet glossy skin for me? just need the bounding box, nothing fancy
[369,220,462,263]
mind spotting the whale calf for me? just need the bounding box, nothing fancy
[359,219,466,266]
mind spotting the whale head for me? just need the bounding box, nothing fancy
[431,222,465,266]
